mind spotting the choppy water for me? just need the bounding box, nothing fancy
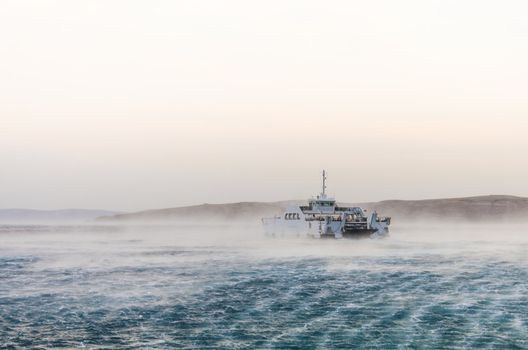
[1,224,527,349]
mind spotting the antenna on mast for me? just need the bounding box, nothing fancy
[322,170,327,196]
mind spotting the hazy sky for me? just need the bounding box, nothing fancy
[1,0,527,211]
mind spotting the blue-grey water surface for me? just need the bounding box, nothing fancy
[0,224,527,349]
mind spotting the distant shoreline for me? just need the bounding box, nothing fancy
[96,195,528,224]
[2,195,527,224]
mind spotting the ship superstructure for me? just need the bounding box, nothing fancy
[262,171,391,239]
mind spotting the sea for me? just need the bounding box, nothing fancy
[0,223,527,349]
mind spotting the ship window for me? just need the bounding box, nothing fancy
[296,213,300,220]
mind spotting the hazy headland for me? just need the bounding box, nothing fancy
[0,209,119,224]
[94,195,528,224]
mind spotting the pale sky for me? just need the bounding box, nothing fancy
[1,0,527,211]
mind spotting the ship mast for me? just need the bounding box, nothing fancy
[322,170,327,197]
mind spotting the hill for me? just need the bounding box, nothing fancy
[361,195,528,222]
[96,202,291,223]
[96,195,528,223]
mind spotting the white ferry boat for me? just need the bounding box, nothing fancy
[262,171,391,239]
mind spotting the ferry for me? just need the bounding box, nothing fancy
[262,171,391,239]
